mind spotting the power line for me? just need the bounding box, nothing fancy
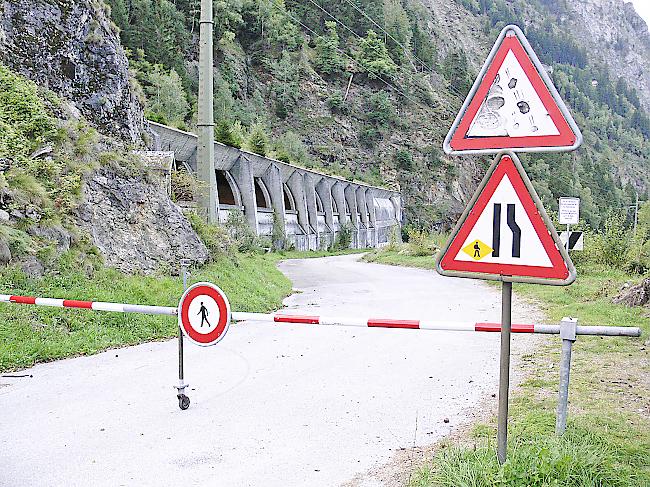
[336,0,469,102]
[281,6,429,110]
[297,0,461,110]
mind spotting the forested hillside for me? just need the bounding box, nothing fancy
[105,0,650,230]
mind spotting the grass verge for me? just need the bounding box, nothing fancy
[364,249,650,486]
[0,249,358,371]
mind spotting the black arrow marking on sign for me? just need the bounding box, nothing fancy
[568,231,582,249]
[507,204,521,257]
[492,203,501,257]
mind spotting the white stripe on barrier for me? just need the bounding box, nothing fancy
[419,321,475,331]
[35,298,65,308]
[320,316,368,327]
[0,294,12,302]
[92,302,125,313]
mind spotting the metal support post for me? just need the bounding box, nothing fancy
[175,259,192,410]
[497,280,512,464]
[556,317,577,435]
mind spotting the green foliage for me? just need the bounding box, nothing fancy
[382,0,412,65]
[144,66,189,126]
[441,48,472,95]
[394,149,413,171]
[356,30,398,80]
[271,50,301,118]
[365,90,395,128]
[186,210,237,258]
[271,209,286,250]
[274,131,310,166]
[0,64,56,160]
[224,209,262,252]
[244,123,269,156]
[314,21,344,75]
[325,90,346,113]
[214,119,243,148]
[334,222,353,250]
[404,228,436,256]
[0,251,293,370]
[170,169,196,202]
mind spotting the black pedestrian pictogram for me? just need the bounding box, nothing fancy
[473,241,481,258]
[198,302,211,327]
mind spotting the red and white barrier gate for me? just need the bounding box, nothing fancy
[1,289,642,414]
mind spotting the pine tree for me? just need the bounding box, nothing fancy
[145,67,189,126]
[357,30,398,80]
[314,21,344,75]
[245,123,269,156]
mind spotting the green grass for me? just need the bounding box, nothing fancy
[365,248,650,486]
[0,248,365,371]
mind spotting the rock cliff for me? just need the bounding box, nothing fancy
[0,0,148,144]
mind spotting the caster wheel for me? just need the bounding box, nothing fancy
[178,394,190,410]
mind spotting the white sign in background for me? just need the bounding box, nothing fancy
[558,197,580,225]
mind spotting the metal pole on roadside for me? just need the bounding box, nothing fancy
[176,259,192,410]
[497,280,512,464]
[556,317,577,435]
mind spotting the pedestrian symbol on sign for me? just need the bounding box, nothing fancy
[462,240,493,261]
[198,302,211,327]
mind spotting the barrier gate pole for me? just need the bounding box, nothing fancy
[176,260,191,410]
[497,280,512,464]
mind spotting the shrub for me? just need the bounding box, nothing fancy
[405,228,437,256]
[314,21,344,75]
[366,91,394,127]
[356,30,398,80]
[170,169,196,202]
[271,210,286,251]
[325,90,345,113]
[334,222,353,250]
[214,119,243,148]
[245,123,269,157]
[225,209,261,252]
[186,211,237,259]
[394,149,413,171]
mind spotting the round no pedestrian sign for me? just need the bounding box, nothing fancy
[178,282,231,346]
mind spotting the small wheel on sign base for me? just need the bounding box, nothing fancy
[177,394,190,410]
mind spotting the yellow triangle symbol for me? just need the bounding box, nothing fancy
[462,240,493,261]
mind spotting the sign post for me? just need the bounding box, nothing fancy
[439,23,582,464]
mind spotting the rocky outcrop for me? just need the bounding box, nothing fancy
[563,0,650,111]
[613,278,650,308]
[76,168,209,275]
[0,0,148,144]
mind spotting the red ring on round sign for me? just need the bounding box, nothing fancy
[178,282,231,346]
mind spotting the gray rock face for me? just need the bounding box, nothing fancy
[563,0,650,111]
[0,0,148,144]
[27,225,72,253]
[76,168,209,274]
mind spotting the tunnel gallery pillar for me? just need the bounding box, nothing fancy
[230,155,259,233]
[261,163,286,235]
[286,171,312,240]
[331,181,348,226]
[303,174,320,241]
[366,189,377,247]
[315,179,335,234]
[356,187,370,248]
[344,184,360,248]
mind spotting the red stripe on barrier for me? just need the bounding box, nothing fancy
[367,319,420,329]
[475,323,535,333]
[274,315,320,324]
[63,300,93,309]
[10,295,36,305]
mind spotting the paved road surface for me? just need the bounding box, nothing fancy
[0,254,539,486]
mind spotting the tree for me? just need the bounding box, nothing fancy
[314,21,344,75]
[214,120,242,148]
[245,123,269,156]
[356,30,398,80]
[383,0,412,65]
[441,49,471,94]
[271,50,300,118]
[144,67,189,126]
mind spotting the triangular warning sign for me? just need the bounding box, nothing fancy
[444,25,582,154]
[436,152,575,285]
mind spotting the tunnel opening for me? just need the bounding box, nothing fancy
[283,184,296,212]
[216,171,240,206]
[255,178,271,209]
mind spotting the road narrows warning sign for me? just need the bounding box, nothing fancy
[444,24,582,154]
[436,152,575,285]
[178,282,231,346]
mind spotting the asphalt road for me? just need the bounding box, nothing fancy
[0,254,539,487]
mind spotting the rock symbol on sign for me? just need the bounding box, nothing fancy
[435,152,575,285]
